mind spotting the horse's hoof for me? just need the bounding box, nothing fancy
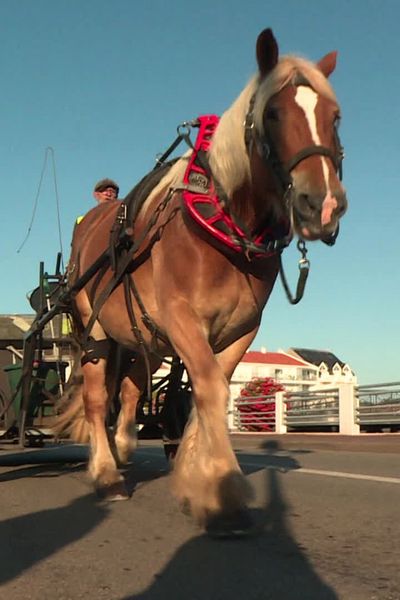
[96,480,129,502]
[205,509,256,539]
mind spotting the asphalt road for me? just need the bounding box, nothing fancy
[0,434,399,600]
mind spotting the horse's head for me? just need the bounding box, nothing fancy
[250,29,347,243]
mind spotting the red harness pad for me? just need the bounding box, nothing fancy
[182,115,290,258]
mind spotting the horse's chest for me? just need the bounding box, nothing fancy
[205,273,275,338]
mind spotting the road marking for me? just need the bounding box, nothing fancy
[295,468,400,485]
[240,461,400,485]
[135,451,400,485]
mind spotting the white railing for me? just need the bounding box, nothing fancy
[230,381,400,434]
[284,387,339,429]
[233,394,276,432]
[356,382,400,427]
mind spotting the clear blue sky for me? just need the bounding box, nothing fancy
[1,0,399,384]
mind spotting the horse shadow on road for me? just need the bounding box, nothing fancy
[0,444,166,588]
[121,440,338,600]
[0,493,109,587]
[0,445,109,587]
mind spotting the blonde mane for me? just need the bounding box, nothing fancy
[144,54,337,207]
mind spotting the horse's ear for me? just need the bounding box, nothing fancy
[317,51,338,78]
[256,28,279,77]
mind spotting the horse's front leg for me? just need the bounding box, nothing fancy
[83,358,128,500]
[166,311,254,534]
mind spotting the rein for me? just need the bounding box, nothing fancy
[279,240,310,305]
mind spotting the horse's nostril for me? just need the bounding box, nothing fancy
[298,193,317,214]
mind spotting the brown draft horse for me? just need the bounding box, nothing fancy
[60,29,347,536]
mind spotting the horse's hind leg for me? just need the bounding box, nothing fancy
[83,357,127,499]
[114,354,161,465]
[75,291,127,499]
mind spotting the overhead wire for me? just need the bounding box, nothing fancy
[17,146,64,271]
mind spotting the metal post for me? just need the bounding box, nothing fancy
[39,261,45,314]
[227,393,235,432]
[275,391,287,433]
[338,382,360,434]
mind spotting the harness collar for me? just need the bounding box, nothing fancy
[181,115,291,259]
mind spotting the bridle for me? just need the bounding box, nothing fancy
[240,81,345,303]
[244,86,344,244]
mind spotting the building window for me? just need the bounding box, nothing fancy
[302,369,316,381]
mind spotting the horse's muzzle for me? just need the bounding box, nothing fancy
[292,189,347,242]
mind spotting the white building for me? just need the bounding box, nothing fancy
[154,346,356,400]
[286,347,357,387]
[229,348,313,400]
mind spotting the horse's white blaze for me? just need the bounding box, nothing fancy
[294,86,337,226]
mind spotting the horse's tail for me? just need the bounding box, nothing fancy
[53,349,90,444]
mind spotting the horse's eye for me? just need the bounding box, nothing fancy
[265,107,279,121]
